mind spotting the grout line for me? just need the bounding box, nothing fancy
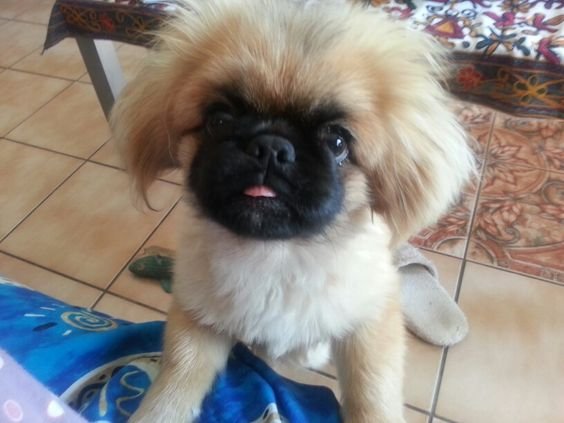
[416,246,464,262]
[9,5,49,27]
[77,71,89,82]
[405,403,431,416]
[2,131,179,315]
[428,346,450,421]
[7,64,82,84]
[0,250,102,292]
[90,290,105,309]
[86,156,183,186]
[429,248,472,418]
[11,19,49,26]
[0,159,87,244]
[86,136,113,160]
[11,62,85,83]
[2,19,45,29]
[464,258,564,288]
[485,158,564,175]
[2,136,88,161]
[459,112,497,263]
[0,136,110,244]
[8,44,49,70]
[1,80,74,138]
[93,291,167,316]
[10,17,49,26]
[432,413,460,423]
[6,136,183,187]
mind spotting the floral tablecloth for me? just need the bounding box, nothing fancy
[44,0,564,119]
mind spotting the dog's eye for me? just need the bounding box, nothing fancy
[207,111,233,130]
[205,104,235,136]
[322,125,350,165]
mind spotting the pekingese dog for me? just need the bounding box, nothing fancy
[111,0,474,421]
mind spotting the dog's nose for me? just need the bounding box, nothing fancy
[246,135,296,165]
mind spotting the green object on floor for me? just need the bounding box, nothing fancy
[128,247,175,293]
[159,278,173,294]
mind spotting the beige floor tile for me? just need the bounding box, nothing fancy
[404,334,443,412]
[1,163,181,288]
[90,139,124,168]
[91,140,184,185]
[109,205,180,312]
[14,0,55,25]
[0,252,101,307]
[436,263,564,422]
[0,21,46,67]
[0,0,36,19]
[405,408,429,423]
[0,70,69,136]
[14,38,87,80]
[0,139,81,239]
[94,293,166,322]
[7,82,110,157]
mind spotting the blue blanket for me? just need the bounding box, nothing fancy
[0,277,341,422]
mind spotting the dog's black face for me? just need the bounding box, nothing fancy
[188,90,352,239]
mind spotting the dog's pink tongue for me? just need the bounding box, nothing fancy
[244,185,277,198]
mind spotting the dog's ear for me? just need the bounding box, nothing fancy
[357,111,474,246]
[110,4,216,204]
[110,63,179,205]
[348,22,475,245]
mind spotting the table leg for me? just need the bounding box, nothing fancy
[76,37,126,120]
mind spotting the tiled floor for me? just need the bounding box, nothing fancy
[0,2,563,422]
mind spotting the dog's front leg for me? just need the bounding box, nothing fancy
[130,301,232,423]
[334,299,406,423]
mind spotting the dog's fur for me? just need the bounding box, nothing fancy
[111,1,474,421]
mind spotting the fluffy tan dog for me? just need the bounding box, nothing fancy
[111,1,474,421]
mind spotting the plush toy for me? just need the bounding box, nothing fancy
[128,246,174,293]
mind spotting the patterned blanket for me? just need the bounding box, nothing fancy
[44,0,564,119]
[0,278,341,423]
